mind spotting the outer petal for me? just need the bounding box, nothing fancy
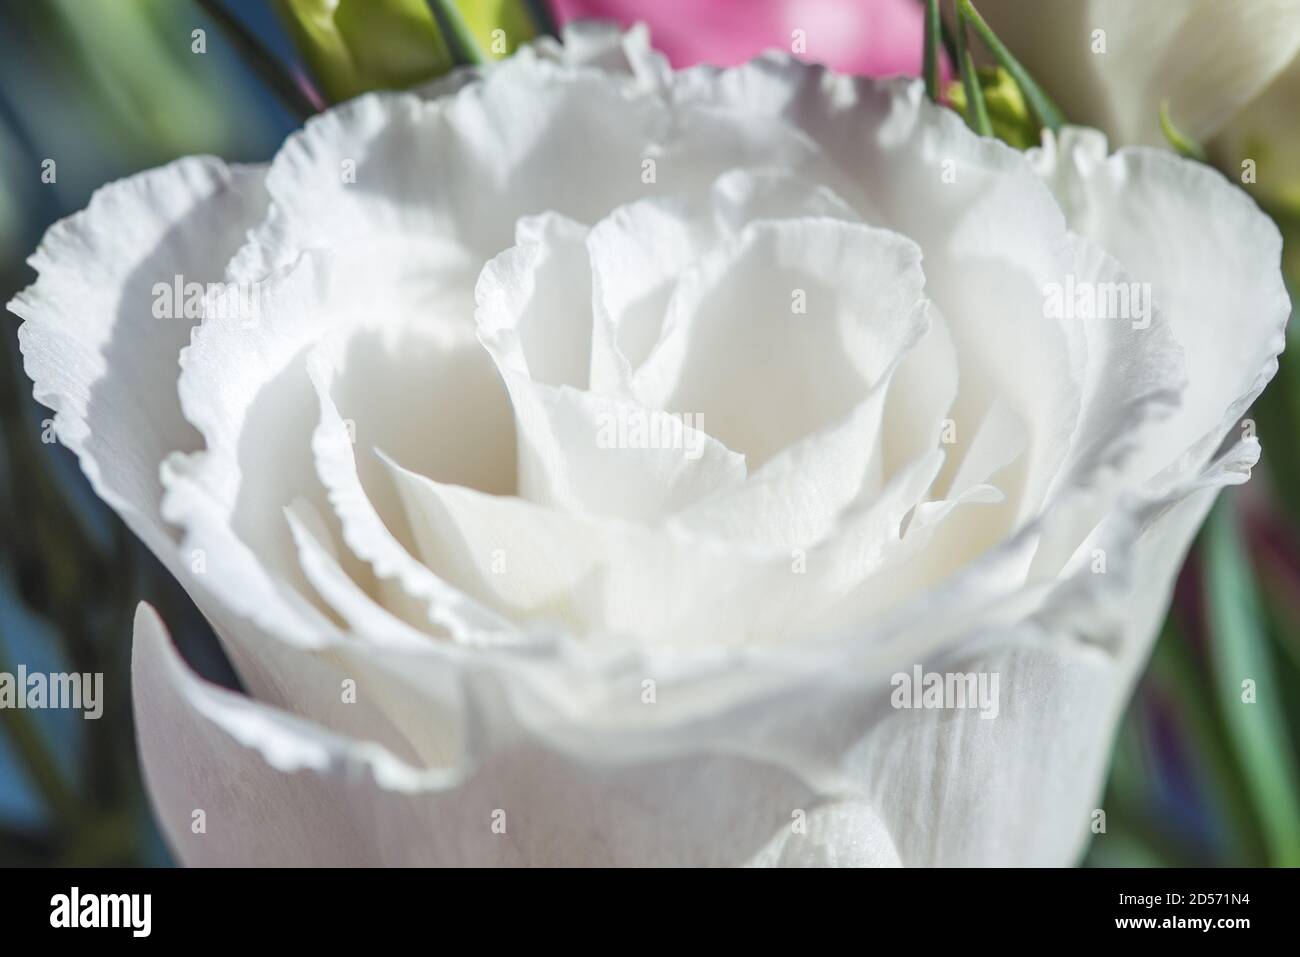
[2,160,415,751]
[163,236,518,642]
[5,159,471,754]
[137,439,1254,866]
[649,442,1260,866]
[1032,128,1290,484]
[231,47,819,285]
[9,157,267,564]
[132,602,821,866]
[532,20,672,90]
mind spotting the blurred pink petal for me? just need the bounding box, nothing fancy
[552,0,931,77]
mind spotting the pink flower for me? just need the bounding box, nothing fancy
[552,0,931,77]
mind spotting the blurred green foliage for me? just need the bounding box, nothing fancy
[272,0,551,102]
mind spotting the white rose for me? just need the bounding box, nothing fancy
[10,25,1288,866]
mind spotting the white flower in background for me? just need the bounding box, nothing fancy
[971,0,1300,208]
[9,24,1289,865]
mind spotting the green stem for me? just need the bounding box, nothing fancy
[1205,500,1300,866]
[954,6,991,135]
[1159,100,1208,162]
[923,0,942,102]
[957,0,1065,131]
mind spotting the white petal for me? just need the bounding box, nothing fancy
[477,212,748,521]
[133,602,826,866]
[166,237,516,643]
[1033,128,1289,485]
[664,445,1260,867]
[680,67,1087,518]
[509,383,749,521]
[381,452,654,639]
[133,601,459,866]
[1028,236,1188,577]
[476,213,595,391]
[163,249,355,644]
[879,305,959,478]
[9,158,267,565]
[671,362,893,549]
[709,167,861,234]
[536,21,671,90]
[380,451,821,648]
[585,169,862,394]
[308,370,516,640]
[283,499,430,652]
[633,217,929,467]
[232,52,819,284]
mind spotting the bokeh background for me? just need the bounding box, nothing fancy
[1,0,1297,867]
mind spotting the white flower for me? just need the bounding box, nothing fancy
[9,24,1289,866]
[970,0,1300,162]
[979,0,1300,239]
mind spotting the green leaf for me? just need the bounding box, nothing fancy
[274,0,456,102]
[454,0,540,58]
[947,66,1039,150]
[956,0,1065,131]
[1205,500,1300,866]
[1149,620,1266,863]
[336,0,457,77]
[271,0,357,103]
[923,0,942,103]
[1159,100,1208,163]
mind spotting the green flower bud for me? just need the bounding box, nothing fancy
[274,0,455,102]
[947,66,1039,151]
